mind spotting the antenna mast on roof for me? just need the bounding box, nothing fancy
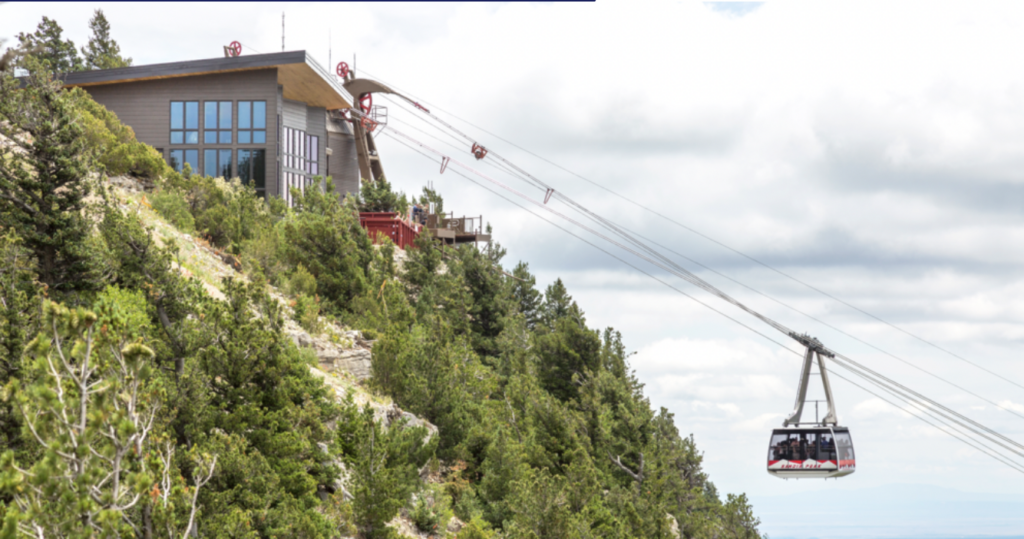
[281,12,285,51]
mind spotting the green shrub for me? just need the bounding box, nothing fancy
[410,483,452,534]
[288,264,318,297]
[240,225,287,286]
[297,345,319,367]
[455,517,494,539]
[150,189,194,233]
[164,173,271,253]
[68,88,169,179]
[294,294,323,335]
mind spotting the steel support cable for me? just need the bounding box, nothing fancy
[828,351,1024,454]
[381,129,1024,475]
[827,368,1024,474]
[558,179,1024,463]
[543,190,1024,423]
[379,130,800,353]
[452,140,1024,426]
[382,125,796,337]
[363,68,1024,393]
[384,114,551,196]
[378,94,469,148]
[380,118,1024,452]
[383,122,1024,447]
[829,356,1024,462]
[382,98,1024,425]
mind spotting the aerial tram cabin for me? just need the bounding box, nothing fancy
[767,334,856,479]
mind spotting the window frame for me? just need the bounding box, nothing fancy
[203,101,232,144]
[238,101,267,145]
[170,100,199,145]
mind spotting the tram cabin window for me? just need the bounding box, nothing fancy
[769,430,839,461]
[835,432,855,461]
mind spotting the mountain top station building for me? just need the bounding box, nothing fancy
[60,50,360,201]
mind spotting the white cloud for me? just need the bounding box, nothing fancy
[998,400,1024,414]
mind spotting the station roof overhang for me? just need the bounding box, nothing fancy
[54,50,354,110]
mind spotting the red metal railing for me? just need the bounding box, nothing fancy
[358,212,420,250]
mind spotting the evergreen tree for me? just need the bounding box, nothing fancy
[81,10,131,70]
[14,17,83,74]
[283,184,373,313]
[0,66,100,293]
[540,278,576,328]
[338,403,433,539]
[359,175,406,214]
[0,229,38,494]
[509,261,542,329]
[457,241,512,358]
[0,298,215,537]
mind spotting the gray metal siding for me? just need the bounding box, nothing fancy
[328,132,359,197]
[83,69,281,197]
[282,99,307,131]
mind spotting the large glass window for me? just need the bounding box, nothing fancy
[284,127,305,171]
[171,101,199,144]
[204,101,232,144]
[204,149,233,178]
[238,101,266,144]
[237,149,266,197]
[306,134,319,175]
[168,149,198,173]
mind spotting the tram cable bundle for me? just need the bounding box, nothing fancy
[348,75,1024,477]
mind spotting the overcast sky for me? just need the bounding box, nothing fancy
[4,2,1024,536]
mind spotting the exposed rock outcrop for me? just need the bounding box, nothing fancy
[285,320,374,380]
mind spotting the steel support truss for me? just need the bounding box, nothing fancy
[783,333,838,427]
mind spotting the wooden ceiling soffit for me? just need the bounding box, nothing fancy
[277,62,353,110]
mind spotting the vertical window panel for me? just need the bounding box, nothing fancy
[185,102,199,129]
[239,101,251,129]
[204,149,217,177]
[253,150,265,191]
[204,102,217,129]
[170,102,183,129]
[219,101,232,129]
[219,150,232,179]
[254,102,266,128]
[169,150,183,171]
[184,149,198,173]
[237,150,250,184]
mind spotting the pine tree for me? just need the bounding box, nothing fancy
[14,17,83,74]
[0,229,38,494]
[359,175,405,213]
[339,404,433,539]
[0,299,215,537]
[510,261,542,329]
[540,278,576,328]
[81,10,131,70]
[0,66,100,293]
